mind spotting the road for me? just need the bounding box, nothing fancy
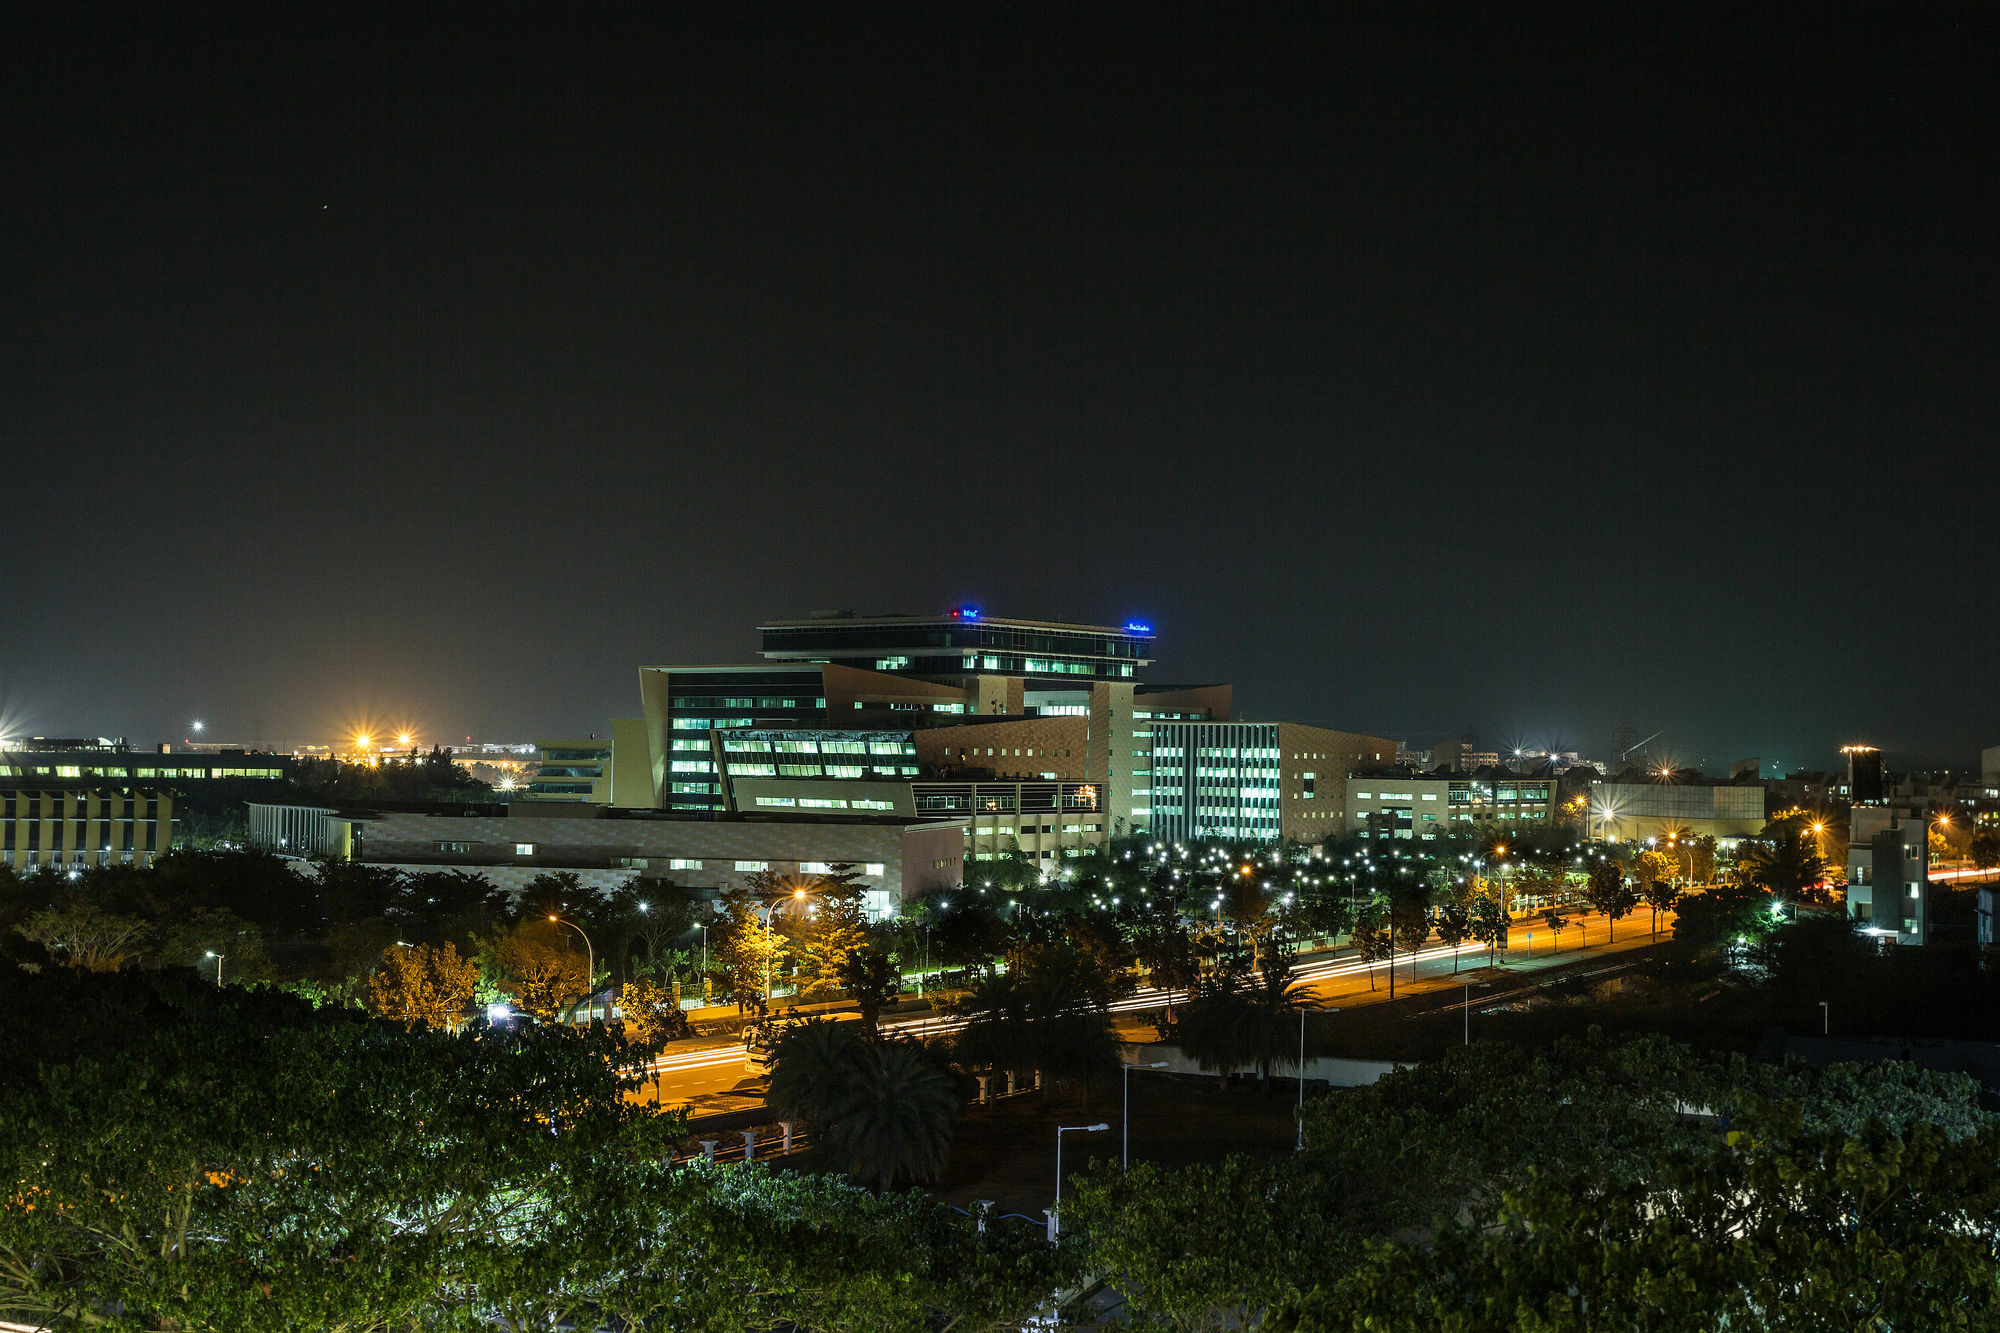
[637,906,1676,1117]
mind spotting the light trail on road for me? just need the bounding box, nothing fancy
[642,937,1508,1078]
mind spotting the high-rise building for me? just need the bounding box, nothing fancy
[1844,744,1885,804]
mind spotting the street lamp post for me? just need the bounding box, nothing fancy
[758,888,810,1010]
[204,950,224,988]
[1296,1005,1337,1151]
[548,915,596,1023]
[1055,1122,1110,1211]
[1820,1000,1829,1035]
[1463,982,1490,1046]
[1123,1060,1168,1168]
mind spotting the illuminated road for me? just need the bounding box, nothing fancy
[640,908,1665,1114]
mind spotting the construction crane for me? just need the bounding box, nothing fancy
[1618,730,1664,765]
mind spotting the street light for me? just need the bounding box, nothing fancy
[758,888,810,1008]
[1463,982,1491,1046]
[204,950,224,987]
[548,915,596,1023]
[1297,1005,1337,1151]
[1123,1060,1168,1168]
[1055,1122,1110,1210]
[1820,1000,1829,1035]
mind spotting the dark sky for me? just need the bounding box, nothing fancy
[5,3,1995,774]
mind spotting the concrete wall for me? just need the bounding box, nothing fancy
[1125,1042,1399,1088]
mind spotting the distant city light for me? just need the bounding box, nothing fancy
[190,719,205,733]
[397,732,413,746]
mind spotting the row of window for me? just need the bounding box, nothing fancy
[0,765,282,779]
[723,738,914,755]
[662,857,886,875]
[751,796,898,811]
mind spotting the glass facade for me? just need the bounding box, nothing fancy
[758,615,1153,683]
[1147,722,1283,843]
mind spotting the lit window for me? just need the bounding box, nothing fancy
[668,858,704,870]
[514,843,535,855]
[733,860,769,872]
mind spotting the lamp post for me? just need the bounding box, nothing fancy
[548,915,595,1023]
[204,950,224,988]
[1820,1000,1829,1035]
[759,888,809,1009]
[1123,1061,1168,1168]
[1297,1005,1337,1151]
[1463,982,1490,1046]
[1055,1122,1110,1209]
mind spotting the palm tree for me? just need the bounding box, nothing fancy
[767,1017,865,1126]
[1735,828,1830,902]
[1170,950,1311,1086]
[819,1038,963,1191]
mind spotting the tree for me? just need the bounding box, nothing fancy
[1969,827,2000,872]
[767,1020,962,1191]
[1169,946,1314,1085]
[367,940,481,1031]
[1131,913,1201,1012]
[1386,884,1432,986]
[708,886,787,1010]
[1467,893,1509,965]
[14,903,151,972]
[1433,896,1471,974]
[617,977,691,1045]
[1640,874,1681,938]
[785,867,871,1000]
[1584,860,1637,942]
[817,1038,963,1191]
[1538,906,1569,953]
[0,983,676,1332]
[835,944,902,1034]
[493,920,591,1023]
[1737,825,1832,902]
[1350,905,1392,991]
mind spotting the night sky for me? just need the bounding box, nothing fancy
[5,3,1995,773]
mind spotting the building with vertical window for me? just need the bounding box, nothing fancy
[0,788,175,871]
[1149,722,1395,844]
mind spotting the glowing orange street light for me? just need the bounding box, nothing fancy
[397,732,413,746]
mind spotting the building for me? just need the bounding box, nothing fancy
[0,738,291,786]
[1,788,175,871]
[579,607,1383,862]
[757,607,1155,683]
[1845,809,1929,943]
[1147,722,1396,844]
[1843,745,1885,804]
[522,721,652,805]
[1342,770,1559,841]
[248,800,965,919]
[1586,779,1766,843]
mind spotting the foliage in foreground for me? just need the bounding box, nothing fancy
[1065,1031,2000,1332]
[0,973,1066,1332]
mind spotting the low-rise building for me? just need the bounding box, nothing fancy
[0,738,290,786]
[1586,779,1766,842]
[248,801,964,919]
[1343,770,1559,840]
[1,788,175,871]
[1846,811,1929,943]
